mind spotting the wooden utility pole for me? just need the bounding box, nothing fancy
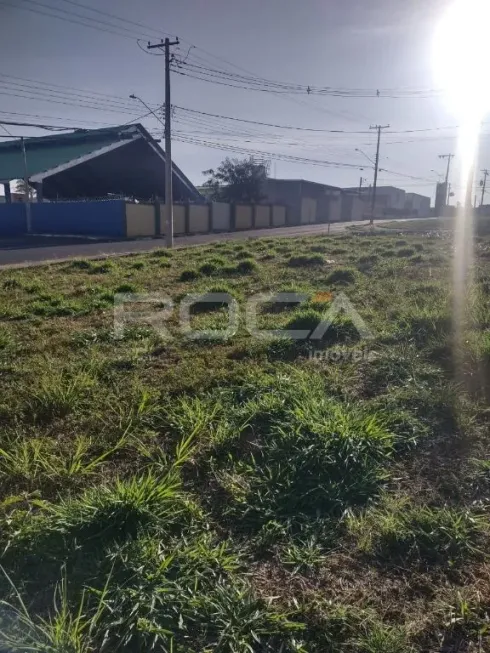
[438,153,454,206]
[148,37,180,248]
[21,137,32,233]
[369,125,390,225]
[480,169,489,207]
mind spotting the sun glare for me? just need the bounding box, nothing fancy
[433,0,490,121]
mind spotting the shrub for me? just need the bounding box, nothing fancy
[354,624,413,653]
[0,326,14,351]
[189,286,237,313]
[88,261,113,274]
[285,309,360,345]
[115,283,137,293]
[206,371,394,530]
[180,268,200,282]
[199,262,219,276]
[327,268,357,284]
[287,254,324,268]
[358,254,379,266]
[150,248,171,258]
[235,250,254,260]
[397,248,416,258]
[69,259,92,270]
[348,500,488,565]
[26,370,95,422]
[236,258,258,274]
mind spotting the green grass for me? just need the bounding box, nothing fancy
[287,254,325,267]
[0,230,489,651]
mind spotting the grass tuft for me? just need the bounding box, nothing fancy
[287,254,324,267]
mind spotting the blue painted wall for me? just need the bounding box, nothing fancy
[32,200,126,237]
[0,203,27,236]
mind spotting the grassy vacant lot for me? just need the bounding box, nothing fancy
[0,227,489,652]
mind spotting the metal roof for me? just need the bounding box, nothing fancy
[0,124,202,202]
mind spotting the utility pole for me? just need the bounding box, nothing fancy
[358,176,364,196]
[480,169,489,207]
[438,153,454,205]
[369,125,390,225]
[148,37,179,248]
[21,137,32,233]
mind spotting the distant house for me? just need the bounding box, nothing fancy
[262,178,342,225]
[405,192,431,218]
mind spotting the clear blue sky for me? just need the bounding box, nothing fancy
[0,0,488,203]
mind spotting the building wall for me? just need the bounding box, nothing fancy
[33,200,126,236]
[272,205,286,226]
[0,200,290,238]
[376,187,406,212]
[126,203,155,237]
[211,202,231,231]
[0,203,27,235]
[235,204,253,230]
[300,197,317,224]
[328,194,342,222]
[264,179,301,224]
[160,204,185,235]
[341,194,366,221]
[263,179,343,225]
[189,204,209,233]
[405,193,431,217]
[255,204,271,228]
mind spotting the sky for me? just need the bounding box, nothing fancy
[0,0,489,204]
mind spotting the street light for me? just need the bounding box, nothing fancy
[129,94,164,130]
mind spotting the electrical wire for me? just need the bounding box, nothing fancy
[0,81,141,112]
[0,0,139,40]
[0,90,142,116]
[7,0,156,40]
[0,119,73,131]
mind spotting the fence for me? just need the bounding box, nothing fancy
[0,200,287,239]
[0,200,126,238]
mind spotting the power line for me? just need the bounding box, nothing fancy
[3,0,444,106]
[51,0,174,39]
[175,105,373,133]
[0,89,141,115]
[172,59,442,99]
[0,119,73,130]
[0,80,140,112]
[0,109,115,126]
[0,73,141,106]
[6,0,155,39]
[0,0,140,40]
[175,133,364,170]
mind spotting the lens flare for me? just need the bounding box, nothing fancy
[432,0,489,378]
[433,0,490,120]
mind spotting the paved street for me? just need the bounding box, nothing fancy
[0,218,433,268]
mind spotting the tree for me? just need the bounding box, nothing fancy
[202,157,267,203]
[14,179,35,200]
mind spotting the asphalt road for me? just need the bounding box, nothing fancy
[0,219,425,268]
